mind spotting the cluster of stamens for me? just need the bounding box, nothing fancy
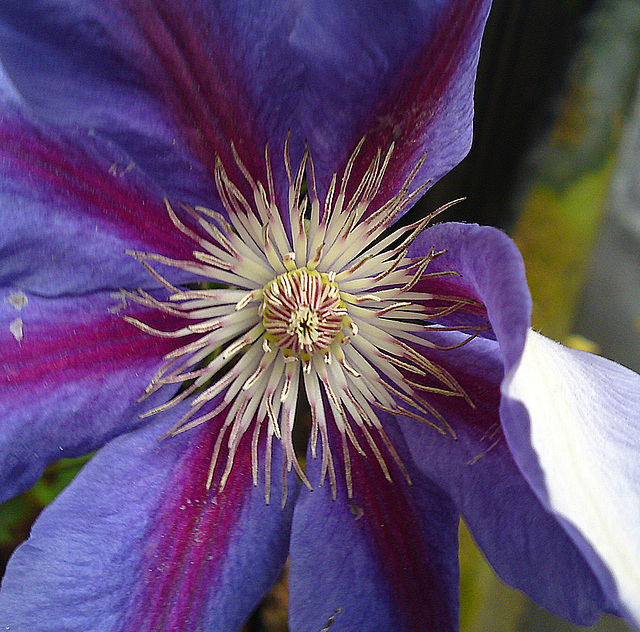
[122,137,481,503]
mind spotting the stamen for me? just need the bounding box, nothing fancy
[124,137,481,502]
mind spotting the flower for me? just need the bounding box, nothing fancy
[0,1,639,632]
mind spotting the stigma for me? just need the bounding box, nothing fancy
[262,267,346,366]
[122,138,480,503]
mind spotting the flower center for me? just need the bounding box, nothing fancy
[262,268,347,357]
[125,140,481,503]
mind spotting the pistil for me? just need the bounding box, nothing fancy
[262,268,347,359]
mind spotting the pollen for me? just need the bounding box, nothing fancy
[122,136,483,504]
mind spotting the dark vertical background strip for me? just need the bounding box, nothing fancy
[416,0,596,228]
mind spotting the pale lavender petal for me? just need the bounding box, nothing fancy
[503,332,640,625]
[400,222,610,622]
[397,336,609,623]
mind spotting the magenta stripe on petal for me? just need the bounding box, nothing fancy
[351,0,490,215]
[123,411,288,631]
[0,405,294,631]
[126,423,243,629]
[0,116,195,260]
[290,419,457,632]
[347,429,456,630]
[123,0,268,191]
[0,290,199,502]
[0,296,190,398]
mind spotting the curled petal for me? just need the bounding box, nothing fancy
[409,221,531,362]
[402,222,610,621]
[503,331,640,625]
[420,224,640,623]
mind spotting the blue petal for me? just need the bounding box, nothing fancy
[0,1,492,223]
[0,289,193,503]
[0,410,297,631]
[401,222,610,622]
[289,421,459,632]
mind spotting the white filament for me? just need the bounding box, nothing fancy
[124,140,478,502]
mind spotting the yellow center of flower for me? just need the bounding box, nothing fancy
[262,268,347,358]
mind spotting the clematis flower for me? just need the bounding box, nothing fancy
[0,1,639,631]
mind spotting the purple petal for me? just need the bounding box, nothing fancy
[291,0,492,208]
[0,1,300,207]
[0,1,491,224]
[0,409,297,631]
[0,114,200,295]
[399,223,610,622]
[289,422,459,632]
[396,337,609,623]
[503,332,640,625]
[0,289,193,502]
